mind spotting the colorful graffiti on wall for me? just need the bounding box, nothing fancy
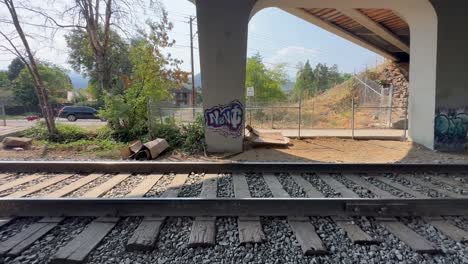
[434,109,468,151]
[204,100,244,138]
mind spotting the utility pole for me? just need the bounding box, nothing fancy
[189,16,196,117]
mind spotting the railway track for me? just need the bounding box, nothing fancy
[0,161,467,263]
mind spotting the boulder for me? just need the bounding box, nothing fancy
[2,137,32,148]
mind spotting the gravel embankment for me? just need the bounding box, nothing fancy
[66,174,114,197]
[387,174,446,198]
[24,174,84,197]
[178,173,204,197]
[277,174,306,197]
[144,174,176,197]
[364,175,415,198]
[102,175,146,198]
[245,173,273,198]
[303,174,341,197]
[217,173,234,198]
[334,174,375,198]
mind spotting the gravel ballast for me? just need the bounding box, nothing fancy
[334,174,376,198]
[24,174,85,197]
[102,174,147,198]
[364,175,415,198]
[277,173,306,197]
[178,173,204,197]
[245,173,273,198]
[388,174,446,198]
[303,174,342,197]
[0,174,49,197]
[66,174,114,197]
[217,173,234,198]
[144,174,176,197]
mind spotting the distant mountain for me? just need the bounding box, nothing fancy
[69,72,89,90]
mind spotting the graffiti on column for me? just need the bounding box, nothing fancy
[434,108,468,150]
[204,100,244,138]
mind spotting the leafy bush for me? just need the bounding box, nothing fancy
[22,122,90,143]
[180,115,205,154]
[151,123,183,149]
[150,115,205,154]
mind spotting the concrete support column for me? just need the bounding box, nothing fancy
[196,0,255,153]
[430,0,468,151]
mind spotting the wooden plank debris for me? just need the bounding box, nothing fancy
[7,174,74,198]
[81,174,130,198]
[346,174,396,198]
[263,174,327,255]
[0,218,63,256]
[317,173,360,198]
[51,217,119,264]
[47,174,102,198]
[126,174,188,251]
[378,217,439,253]
[232,173,265,244]
[0,174,41,192]
[423,217,468,242]
[188,174,218,247]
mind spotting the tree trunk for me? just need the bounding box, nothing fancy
[3,0,57,135]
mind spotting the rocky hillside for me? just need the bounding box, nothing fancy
[380,62,409,119]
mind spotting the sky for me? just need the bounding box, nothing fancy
[0,0,384,80]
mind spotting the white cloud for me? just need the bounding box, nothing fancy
[265,46,318,77]
[267,46,318,66]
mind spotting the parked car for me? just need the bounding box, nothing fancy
[58,106,101,122]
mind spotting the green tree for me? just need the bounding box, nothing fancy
[99,17,188,140]
[314,63,330,93]
[245,53,287,103]
[65,28,132,103]
[7,57,25,81]
[294,60,315,99]
[13,63,72,107]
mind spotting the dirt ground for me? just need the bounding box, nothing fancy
[0,137,467,164]
[230,138,468,164]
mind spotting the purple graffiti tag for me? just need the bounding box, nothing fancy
[204,100,244,138]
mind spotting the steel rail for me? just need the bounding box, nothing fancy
[0,198,467,217]
[0,161,468,174]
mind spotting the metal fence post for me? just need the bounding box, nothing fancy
[298,100,302,139]
[271,106,274,129]
[403,103,408,141]
[1,104,6,126]
[351,98,355,139]
[387,85,394,128]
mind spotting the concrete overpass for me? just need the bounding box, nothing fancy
[192,0,468,153]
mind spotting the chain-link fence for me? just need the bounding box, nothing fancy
[147,74,408,139]
[147,99,408,140]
